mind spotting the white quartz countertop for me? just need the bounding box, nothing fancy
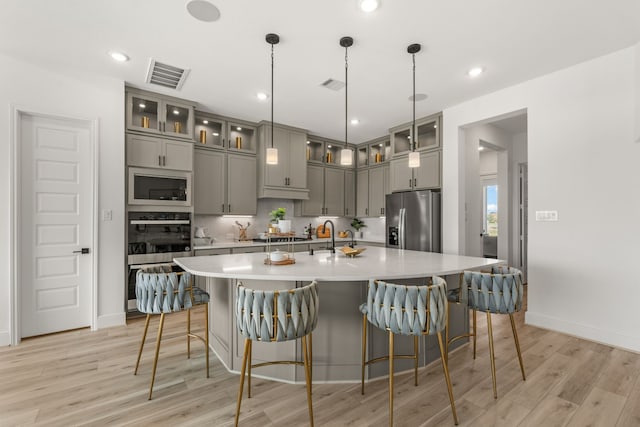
[175,246,502,282]
[192,237,383,251]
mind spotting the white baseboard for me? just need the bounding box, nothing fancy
[0,331,10,347]
[96,312,126,329]
[526,311,640,353]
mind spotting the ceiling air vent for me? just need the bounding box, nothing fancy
[145,59,190,90]
[320,78,345,91]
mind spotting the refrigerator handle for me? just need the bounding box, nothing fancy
[399,208,406,249]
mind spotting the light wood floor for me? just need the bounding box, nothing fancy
[2,290,640,426]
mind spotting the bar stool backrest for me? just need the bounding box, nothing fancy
[136,266,203,314]
[463,267,523,314]
[236,281,319,342]
[366,277,447,336]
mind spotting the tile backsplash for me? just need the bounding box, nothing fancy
[194,199,385,242]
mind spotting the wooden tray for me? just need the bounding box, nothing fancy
[264,258,296,266]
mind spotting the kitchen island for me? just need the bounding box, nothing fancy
[175,246,501,383]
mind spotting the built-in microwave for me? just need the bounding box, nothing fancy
[128,167,192,207]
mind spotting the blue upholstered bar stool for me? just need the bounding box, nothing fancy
[133,265,210,400]
[360,278,458,426]
[235,281,319,427]
[447,266,526,399]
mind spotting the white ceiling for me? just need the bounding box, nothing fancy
[1,0,638,143]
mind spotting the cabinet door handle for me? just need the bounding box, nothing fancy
[365,208,368,216]
[409,179,412,188]
[159,155,162,166]
[228,204,231,212]
[414,178,417,187]
[222,204,225,212]
[163,156,167,166]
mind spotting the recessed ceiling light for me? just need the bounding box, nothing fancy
[173,109,180,115]
[468,67,484,78]
[236,127,242,131]
[109,51,129,62]
[203,120,209,124]
[351,118,359,125]
[256,92,269,100]
[478,146,485,151]
[186,0,221,22]
[359,0,379,12]
[138,102,146,109]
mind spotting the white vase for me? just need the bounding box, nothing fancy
[278,219,291,233]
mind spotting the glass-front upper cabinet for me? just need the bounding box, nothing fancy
[368,138,391,165]
[195,114,225,149]
[306,137,354,167]
[390,112,441,156]
[227,121,256,153]
[357,145,368,167]
[126,90,194,140]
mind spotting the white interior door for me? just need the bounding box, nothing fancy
[20,114,93,337]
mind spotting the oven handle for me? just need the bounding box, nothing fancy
[130,220,190,225]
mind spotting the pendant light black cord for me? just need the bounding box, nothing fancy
[271,41,274,149]
[412,52,416,152]
[345,44,348,149]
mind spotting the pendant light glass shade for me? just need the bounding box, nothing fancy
[408,151,420,168]
[266,33,279,165]
[339,36,354,167]
[266,147,278,165]
[340,148,353,166]
[408,43,421,168]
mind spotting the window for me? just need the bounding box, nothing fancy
[483,181,498,237]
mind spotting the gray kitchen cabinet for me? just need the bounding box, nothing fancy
[356,165,388,217]
[194,148,257,215]
[390,150,441,192]
[194,149,225,214]
[345,169,355,217]
[194,112,258,154]
[295,165,345,216]
[227,153,257,215]
[389,113,441,157]
[231,246,264,254]
[126,89,194,141]
[258,122,309,199]
[127,134,193,171]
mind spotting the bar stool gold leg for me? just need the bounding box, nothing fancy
[204,303,210,378]
[509,313,526,381]
[134,314,151,375]
[247,340,253,398]
[187,308,191,358]
[486,312,498,399]
[361,313,367,395]
[148,312,166,400]
[436,332,459,425]
[309,332,313,395]
[413,335,419,386]
[389,331,394,427]
[235,338,250,427]
[472,309,477,360]
[302,335,315,427]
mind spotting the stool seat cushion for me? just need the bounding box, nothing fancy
[359,302,367,315]
[365,278,447,336]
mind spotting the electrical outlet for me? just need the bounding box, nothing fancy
[102,209,112,221]
[535,210,558,221]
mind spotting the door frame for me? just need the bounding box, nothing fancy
[10,106,99,345]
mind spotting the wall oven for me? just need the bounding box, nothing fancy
[127,211,192,311]
[128,167,192,207]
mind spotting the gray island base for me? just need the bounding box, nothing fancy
[175,246,501,383]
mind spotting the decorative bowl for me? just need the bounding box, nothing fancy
[270,250,288,262]
[340,246,366,258]
[338,231,349,238]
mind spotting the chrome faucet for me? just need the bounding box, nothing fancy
[323,219,336,253]
[344,229,355,248]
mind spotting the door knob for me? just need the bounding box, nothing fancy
[73,248,90,254]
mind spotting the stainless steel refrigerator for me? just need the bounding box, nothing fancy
[385,190,441,252]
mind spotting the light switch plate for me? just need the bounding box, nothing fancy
[102,209,112,221]
[535,210,558,221]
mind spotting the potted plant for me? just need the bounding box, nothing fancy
[270,207,291,233]
[350,217,366,238]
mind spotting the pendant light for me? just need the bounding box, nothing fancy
[339,36,354,166]
[265,33,279,165]
[408,43,421,168]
